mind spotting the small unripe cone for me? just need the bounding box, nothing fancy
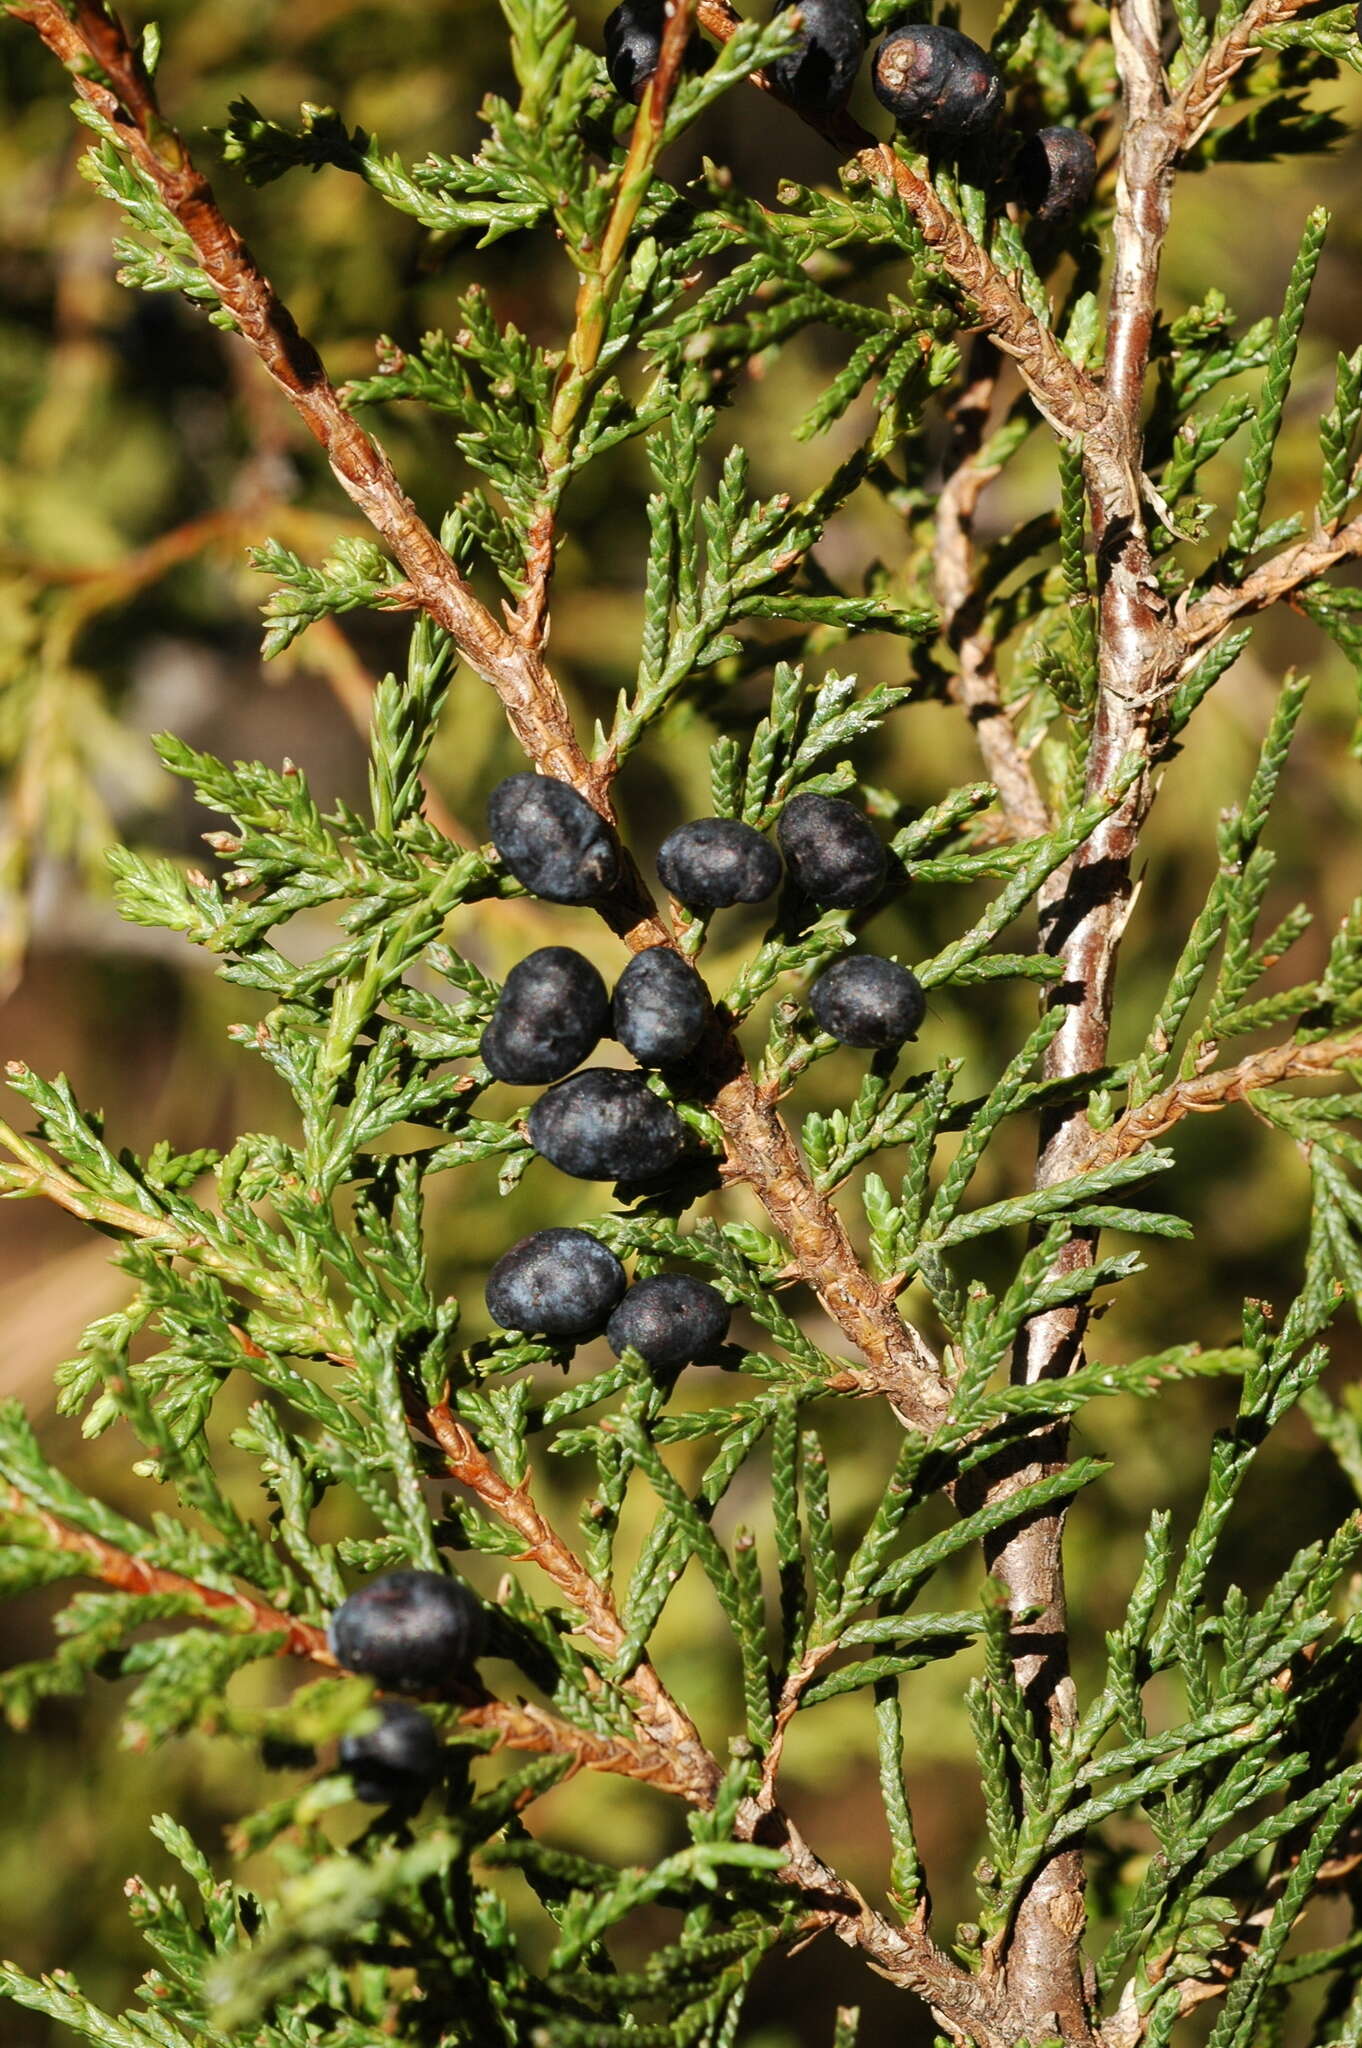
[871,24,1004,142]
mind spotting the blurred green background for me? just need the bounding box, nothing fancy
[2,1,1361,2041]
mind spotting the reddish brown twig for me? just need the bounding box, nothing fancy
[1177,512,1362,657]
[1080,1029,1362,1170]
[425,1400,721,1804]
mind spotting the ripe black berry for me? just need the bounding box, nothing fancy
[768,0,866,112]
[485,1227,627,1338]
[328,1571,484,1691]
[871,25,1003,142]
[810,953,926,1048]
[607,1273,732,1369]
[340,1701,441,1806]
[528,1068,686,1180]
[487,773,619,905]
[777,792,887,907]
[612,946,709,1066]
[481,946,609,1084]
[656,818,782,910]
[1016,125,1098,224]
[604,0,665,98]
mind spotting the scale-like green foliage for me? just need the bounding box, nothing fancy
[3,0,1362,2042]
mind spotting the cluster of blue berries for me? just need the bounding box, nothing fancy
[480,774,924,1357]
[325,1570,485,1802]
[602,0,1097,225]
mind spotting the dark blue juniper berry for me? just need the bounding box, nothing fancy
[777,792,887,907]
[487,773,619,904]
[872,24,1003,142]
[603,0,709,100]
[656,818,782,910]
[607,1273,732,1370]
[485,1227,627,1338]
[528,1069,686,1180]
[328,1571,484,1691]
[1016,125,1098,224]
[481,946,609,1084]
[612,946,709,1065]
[810,953,926,1049]
[768,0,866,113]
[340,1701,441,1806]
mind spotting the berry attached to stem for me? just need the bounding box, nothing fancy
[528,1069,687,1180]
[656,818,782,910]
[768,0,866,114]
[871,24,1003,143]
[487,773,619,905]
[485,1228,628,1338]
[810,953,926,1048]
[777,792,887,907]
[607,1272,732,1369]
[340,1701,441,1806]
[612,946,709,1065]
[481,947,609,1084]
[328,1571,484,1690]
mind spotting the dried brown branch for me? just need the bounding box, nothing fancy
[1177,510,1362,656]
[933,342,1052,844]
[1165,0,1330,154]
[11,0,951,1429]
[1080,1028,1362,1169]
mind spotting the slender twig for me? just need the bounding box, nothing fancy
[977,0,1181,2035]
[1164,0,1330,154]
[424,1400,721,1802]
[1081,1029,1362,1169]
[518,0,695,640]
[933,342,1052,843]
[1177,511,1362,655]
[7,1488,697,1792]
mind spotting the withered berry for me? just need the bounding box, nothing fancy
[777,792,887,907]
[1016,125,1098,224]
[872,24,1003,142]
[528,1069,686,1180]
[656,818,782,910]
[607,1272,732,1370]
[612,947,709,1066]
[487,773,619,905]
